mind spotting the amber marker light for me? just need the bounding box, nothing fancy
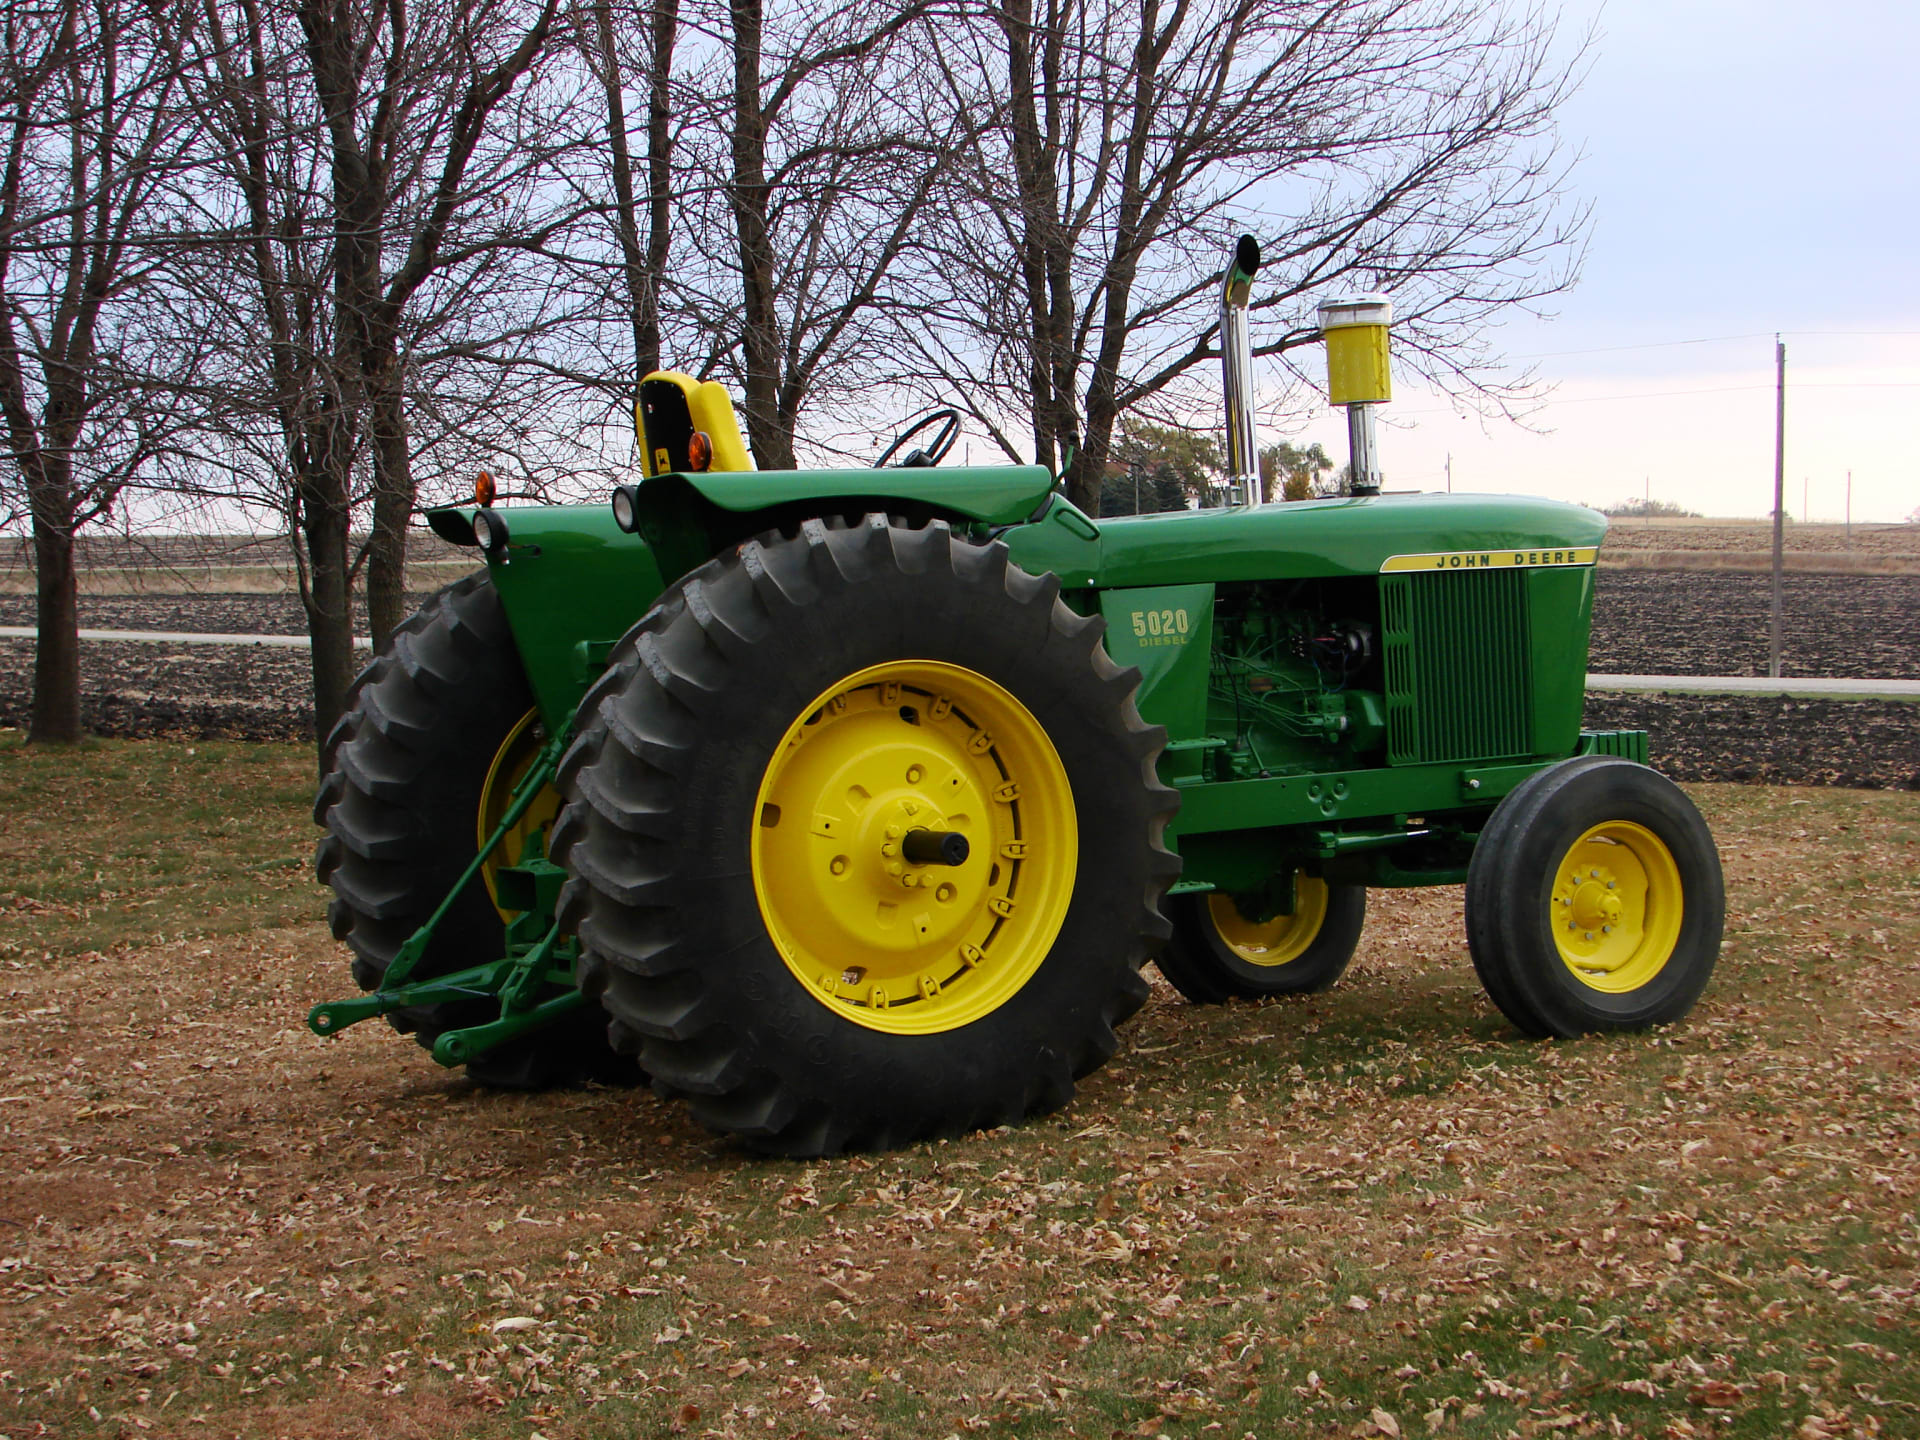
[687,430,714,472]
[474,470,497,507]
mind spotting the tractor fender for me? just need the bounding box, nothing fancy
[622,466,1059,586]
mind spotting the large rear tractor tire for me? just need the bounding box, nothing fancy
[1157,878,1365,1003]
[552,516,1181,1155]
[315,572,639,1088]
[1464,756,1723,1038]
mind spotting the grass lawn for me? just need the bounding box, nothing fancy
[1,740,1914,1439]
[0,733,318,962]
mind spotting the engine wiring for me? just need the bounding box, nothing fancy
[1209,589,1378,758]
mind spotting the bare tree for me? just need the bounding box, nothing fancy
[716,0,928,466]
[294,0,564,648]
[180,0,363,738]
[0,0,205,743]
[914,0,1588,513]
[175,0,598,743]
[569,0,965,468]
[579,0,678,381]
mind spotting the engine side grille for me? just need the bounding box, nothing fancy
[1381,568,1533,764]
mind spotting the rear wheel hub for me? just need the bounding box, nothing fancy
[751,660,1077,1034]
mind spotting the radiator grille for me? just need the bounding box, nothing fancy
[1381,568,1533,764]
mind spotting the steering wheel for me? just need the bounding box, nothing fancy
[874,409,961,469]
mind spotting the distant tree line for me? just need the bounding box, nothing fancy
[1,0,1588,747]
[1098,435,1342,515]
[1599,498,1701,519]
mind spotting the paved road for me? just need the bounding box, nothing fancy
[0,627,372,649]
[1585,673,1920,702]
[8,627,1916,701]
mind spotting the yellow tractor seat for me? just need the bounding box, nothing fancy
[635,371,755,476]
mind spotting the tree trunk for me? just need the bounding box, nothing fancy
[594,0,675,379]
[1066,425,1109,517]
[727,0,793,470]
[365,364,411,651]
[299,464,356,748]
[644,0,676,376]
[595,0,651,379]
[27,504,81,744]
[1075,256,1148,514]
[998,0,1082,489]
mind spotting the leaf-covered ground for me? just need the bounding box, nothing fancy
[2,744,1915,1439]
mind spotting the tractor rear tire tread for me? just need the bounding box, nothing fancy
[553,516,1179,1155]
[317,570,641,1090]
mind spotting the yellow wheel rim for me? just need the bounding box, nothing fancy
[1552,821,1683,993]
[750,661,1077,1034]
[1205,878,1329,966]
[476,707,563,920]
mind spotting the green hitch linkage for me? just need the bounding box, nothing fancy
[307,958,515,1037]
[306,917,581,1064]
[427,917,580,1065]
[379,726,570,992]
[430,988,588,1068]
[496,914,570,1014]
[307,723,575,1055]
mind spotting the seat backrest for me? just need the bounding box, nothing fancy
[635,371,755,475]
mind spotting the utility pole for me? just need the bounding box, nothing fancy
[1445,453,1452,493]
[1644,475,1650,511]
[1846,470,1853,544]
[1803,476,1809,524]
[1769,336,1786,679]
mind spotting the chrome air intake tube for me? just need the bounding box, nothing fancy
[1220,234,1263,505]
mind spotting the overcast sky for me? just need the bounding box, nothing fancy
[1285,0,1920,522]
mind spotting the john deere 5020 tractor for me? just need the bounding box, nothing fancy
[310,239,1723,1156]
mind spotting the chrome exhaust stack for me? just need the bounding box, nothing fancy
[1220,234,1262,506]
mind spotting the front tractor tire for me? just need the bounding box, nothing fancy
[314,572,637,1087]
[1464,756,1724,1038]
[552,516,1181,1156]
[1157,878,1366,1004]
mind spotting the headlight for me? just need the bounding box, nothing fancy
[610,484,639,533]
[472,506,508,555]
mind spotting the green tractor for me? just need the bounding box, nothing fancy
[309,239,1723,1155]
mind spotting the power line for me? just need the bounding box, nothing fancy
[1513,333,1771,359]
[1545,383,1768,405]
[1548,380,1920,406]
[1387,379,1920,417]
[1512,329,1920,360]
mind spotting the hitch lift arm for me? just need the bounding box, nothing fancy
[305,729,588,1067]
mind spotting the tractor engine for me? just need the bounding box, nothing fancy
[1207,582,1389,781]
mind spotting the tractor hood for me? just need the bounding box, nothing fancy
[1004,491,1609,589]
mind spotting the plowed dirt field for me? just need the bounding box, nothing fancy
[2,571,1916,787]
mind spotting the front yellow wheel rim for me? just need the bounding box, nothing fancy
[476,708,563,920]
[1206,878,1329,966]
[1552,821,1683,993]
[750,661,1077,1035]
